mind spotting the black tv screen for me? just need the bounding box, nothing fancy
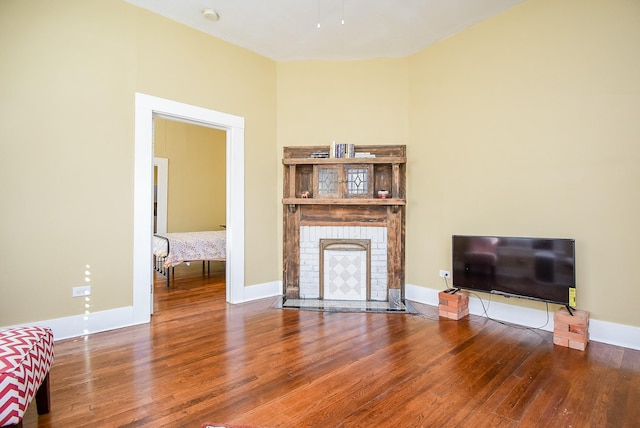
[452,235,576,306]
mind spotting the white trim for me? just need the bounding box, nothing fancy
[242,281,281,302]
[8,280,280,341]
[13,282,637,350]
[589,318,640,351]
[7,307,142,342]
[405,284,441,307]
[405,284,640,351]
[134,93,246,325]
[225,125,246,304]
[153,157,168,234]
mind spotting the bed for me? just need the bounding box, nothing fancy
[153,231,226,286]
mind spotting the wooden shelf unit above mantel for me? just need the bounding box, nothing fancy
[283,145,406,203]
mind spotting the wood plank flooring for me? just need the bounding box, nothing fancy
[23,264,640,427]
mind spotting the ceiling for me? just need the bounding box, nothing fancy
[123,0,525,61]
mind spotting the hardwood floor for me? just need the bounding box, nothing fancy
[23,264,639,427]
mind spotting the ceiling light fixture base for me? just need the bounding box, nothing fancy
[202,9,219,21]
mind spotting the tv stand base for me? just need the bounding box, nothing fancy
[438,291,469,320]
[553,307,589,351]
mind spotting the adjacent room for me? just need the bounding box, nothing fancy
[1,0,638,426]
[151,118,227,294]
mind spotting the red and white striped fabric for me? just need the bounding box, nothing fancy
[0,326,54,426]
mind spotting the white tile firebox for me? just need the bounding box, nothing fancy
[299,226,388,301]
[321,239,369,300]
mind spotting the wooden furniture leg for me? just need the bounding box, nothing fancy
[35,373,51,415]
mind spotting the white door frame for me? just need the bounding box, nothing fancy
[133,93,245,323]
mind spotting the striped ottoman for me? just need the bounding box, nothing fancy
[0,327,54,427]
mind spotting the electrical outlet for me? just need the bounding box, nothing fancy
[72,285,91,297]
[439,270,451,278]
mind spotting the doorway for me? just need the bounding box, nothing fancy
[152,119,226,305]
[133,93,246,324]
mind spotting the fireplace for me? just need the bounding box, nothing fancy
[282,145,406,307]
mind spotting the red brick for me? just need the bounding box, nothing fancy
[554,321,570,332]
[553,336,569,347]
[555,307,589,326]
[553,329,588,343]
[553,308,589,351]
[438,292,470,320]
[569,324,588,335]
[569,339,588,351]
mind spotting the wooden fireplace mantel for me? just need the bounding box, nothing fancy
[282,145,406,301]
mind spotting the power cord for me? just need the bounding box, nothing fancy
[441,276,550,330]
[413,277,551,332]
[442,276,457,293]
[467,290,551,331]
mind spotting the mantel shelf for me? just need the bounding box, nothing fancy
[283,156,406,165]
[282,198,406,206]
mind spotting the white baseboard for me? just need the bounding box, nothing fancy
[5,306,145,342]
[11,282,637,351]
[589,318,640,351]
[241,281,281,302]
[406,284,640,351]
[5,281,283,341]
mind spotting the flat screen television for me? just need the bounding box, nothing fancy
[452,235,576,306]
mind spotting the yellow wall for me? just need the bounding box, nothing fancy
[0,0,278,325]
[277,59,409,148]
[154,119,226,232]
[1,0,638,330]
[407,0,640,326]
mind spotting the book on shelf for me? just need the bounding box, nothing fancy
[310,151,329,158]
[329,143,356,159]
[354,152,376,158]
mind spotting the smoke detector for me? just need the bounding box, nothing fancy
[202,9,219,21]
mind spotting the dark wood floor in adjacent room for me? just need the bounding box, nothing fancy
[24,264,640,427]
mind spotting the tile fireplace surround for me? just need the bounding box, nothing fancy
[300,226,387,301]
[280,225,415,314]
